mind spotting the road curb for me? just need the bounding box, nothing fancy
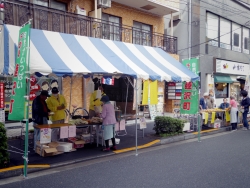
[0,125,232,179]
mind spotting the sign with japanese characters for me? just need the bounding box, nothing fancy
[180,81,199,114]
[8,23,30,121]
[0,83,4,109]
[215,59,249,76]
[180,58,199,114]
[182,58,199,75]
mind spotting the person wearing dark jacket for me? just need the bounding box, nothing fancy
[32,90,50,149]
[241,90,250,130]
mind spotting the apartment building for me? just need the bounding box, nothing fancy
[0,0,180,115]
[165,0,250,106]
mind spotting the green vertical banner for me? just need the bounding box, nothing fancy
[8,23,31,121]
[180,58,199,114]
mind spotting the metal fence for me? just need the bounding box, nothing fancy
[3,1,177,54]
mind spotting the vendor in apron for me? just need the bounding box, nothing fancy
[229,96,238,131]
[97,95,117,152]
[89,85,105,118]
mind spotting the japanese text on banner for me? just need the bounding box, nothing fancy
[8,24,30,121]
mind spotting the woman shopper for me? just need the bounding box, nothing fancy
[241,90,250,130]
[98,95,117,152]
[229,96,238,131]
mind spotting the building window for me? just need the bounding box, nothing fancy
[206,12,219,47]
[215,83,228,98]
[102,13,121,41]
[220,18,231,50]
[33,0,67,11]
[51,0,67,11]
[33,0,49,7]
[243,27,249,54]
[133,21,152,46]
[232,23,242,52]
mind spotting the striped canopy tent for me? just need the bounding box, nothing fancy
[0,24,199,82]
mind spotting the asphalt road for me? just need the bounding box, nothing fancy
[2,130,250,188]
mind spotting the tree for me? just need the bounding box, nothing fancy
[0,122,9,168]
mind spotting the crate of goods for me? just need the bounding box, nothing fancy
[36,141,63,157]
[68,137,85,148]
[56,142,73,152]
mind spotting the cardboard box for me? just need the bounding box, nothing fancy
[68,137,85,148]
[36,141,63,157]
[48,142,59,148]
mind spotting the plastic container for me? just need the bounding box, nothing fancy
[56,142,73,152]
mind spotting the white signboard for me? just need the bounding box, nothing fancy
[40,128,52,144]
[140,117,147,129]
[215,59,249,75]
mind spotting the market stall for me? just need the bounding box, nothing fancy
[200,108,228,128]
[0,23,199,176]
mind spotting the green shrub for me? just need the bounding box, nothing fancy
[0,123,9,168]
[153,116,185,137]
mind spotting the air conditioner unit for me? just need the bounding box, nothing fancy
[97,0,111,9]
[76,5,86,16]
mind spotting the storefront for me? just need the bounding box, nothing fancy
[206,58,249,107]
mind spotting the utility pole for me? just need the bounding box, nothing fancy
[188,0,192,59]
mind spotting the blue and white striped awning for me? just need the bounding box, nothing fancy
[0,24,199,82]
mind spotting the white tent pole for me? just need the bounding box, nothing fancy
[69,77,73,113]
[135,78,138,156]
[124,77,129,116]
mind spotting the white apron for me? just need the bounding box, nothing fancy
[230,107,238,123]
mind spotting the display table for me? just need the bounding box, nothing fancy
[34,122,102,147]
[200,109,227,127]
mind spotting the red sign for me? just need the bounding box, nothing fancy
[30,76,37,86]
[0,83,4,109]
[168,82,176,86]
[175,93,182,97]
[30,84,40,92]
[29,91,36,101]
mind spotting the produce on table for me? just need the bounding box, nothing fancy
[68,119,88,125]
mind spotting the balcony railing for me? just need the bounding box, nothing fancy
[2,1,177,54]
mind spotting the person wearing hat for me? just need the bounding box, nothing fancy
[46,87,67,141]
[199,92,209,110]
[97,95,117,151]
[32,90,50,149]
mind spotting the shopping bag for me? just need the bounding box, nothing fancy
[96,89,102,99]
[87,80,95,93]
[94,106,102,113]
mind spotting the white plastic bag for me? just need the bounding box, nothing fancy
[87,80,95,93]
[96,89,102,99]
